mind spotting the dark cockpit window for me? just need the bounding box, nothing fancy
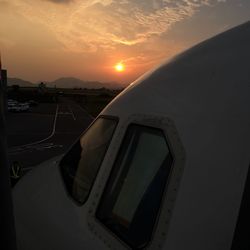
[96,124,173,249]
[231,164,250,250]
[60,117,118,204]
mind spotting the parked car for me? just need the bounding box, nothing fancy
[8,100,20,112]
[19,103,30,112]
[9,104,21,112]
[8,99,18,105]
[8,101,30,112]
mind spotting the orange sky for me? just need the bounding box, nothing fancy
[0,0,249,86]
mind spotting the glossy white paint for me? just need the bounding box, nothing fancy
[13,21,250,250]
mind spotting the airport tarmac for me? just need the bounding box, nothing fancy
[6,98,93,171]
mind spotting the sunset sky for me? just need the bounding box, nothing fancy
[0,0,249,86]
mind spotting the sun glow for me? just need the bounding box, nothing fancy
[115,62,125,72]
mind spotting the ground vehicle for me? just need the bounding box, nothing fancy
[7,100,18,111]
[8,101,20,112]
[18,103,29,112]
[13,22,250,250]
[7,104,18,112]
[7,100,29,112]
[8,99,18,104]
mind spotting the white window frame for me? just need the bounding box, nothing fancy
[87,114,186,250]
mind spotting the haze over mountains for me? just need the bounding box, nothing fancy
[8,77,127,90]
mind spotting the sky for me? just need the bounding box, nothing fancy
[0,0,249,86]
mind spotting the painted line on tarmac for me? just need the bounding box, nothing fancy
[74,103,94,119]
[9,142,63,155]
[9,104,59,150]
[58,112,71,115]
[67,105,76,121]
[22,166,34,171]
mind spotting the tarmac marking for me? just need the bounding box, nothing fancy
[74,103,94,119]
[9,142,63,155]
[22,166,36,171]
[9,104,59,150]
[67,105,76,121]
[58,112,71,115]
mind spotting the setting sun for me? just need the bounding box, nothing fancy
[115,62,125,72]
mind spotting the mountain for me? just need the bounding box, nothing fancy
[7,78,35,87]
[47,77,103,89]
[7,77,126,90]
[47,77,125,90]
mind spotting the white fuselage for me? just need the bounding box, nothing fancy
[13,21,250,250]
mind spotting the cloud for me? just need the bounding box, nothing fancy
[12,0,222,52]
[0,38,15,49]
[0,0,10,7]
[45,0,73,3]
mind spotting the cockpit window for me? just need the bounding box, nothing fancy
[60,117,118,204]
[96,124,173,249]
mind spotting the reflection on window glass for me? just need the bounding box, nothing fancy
[60,117,117,204]
[97,124,173,249]
[231,164,250,249]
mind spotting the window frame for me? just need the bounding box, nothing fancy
[96,123,174,249]
[59,115,119,206]
[86,114,186,250]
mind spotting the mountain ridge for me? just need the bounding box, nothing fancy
[7,77,127,90]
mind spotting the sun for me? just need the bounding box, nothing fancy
[115,62,125,72]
